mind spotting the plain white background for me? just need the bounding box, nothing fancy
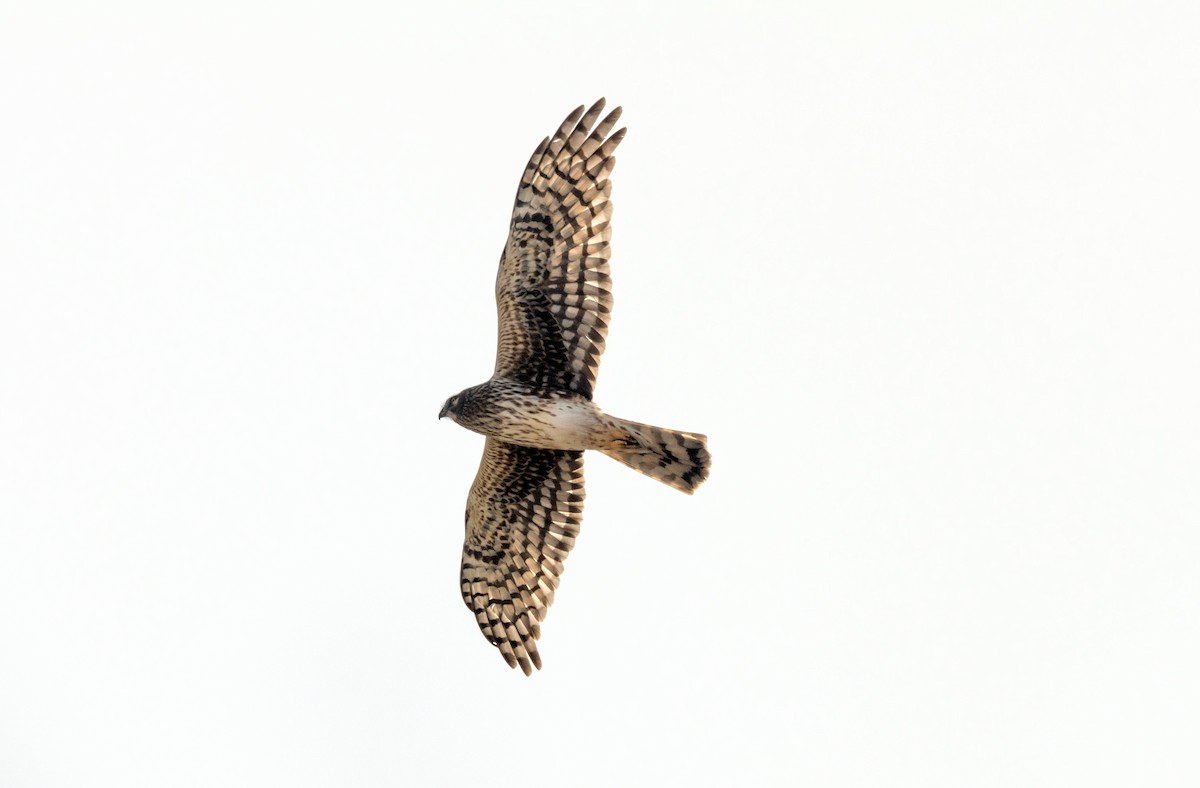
[1,2,1197,785]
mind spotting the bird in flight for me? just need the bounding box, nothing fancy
[440,99,711,675]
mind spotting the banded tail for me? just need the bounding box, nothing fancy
[599,417,711,494]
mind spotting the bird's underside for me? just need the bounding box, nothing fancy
[441,99,711,675]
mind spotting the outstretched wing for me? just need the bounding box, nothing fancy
[493,99,626,399]
[461,438,585,675]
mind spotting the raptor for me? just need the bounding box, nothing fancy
[441,99,711,674]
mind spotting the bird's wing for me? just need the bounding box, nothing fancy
[493,99,626,399]
[461,438,585,675]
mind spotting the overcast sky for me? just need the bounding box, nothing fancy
[2,2,1198,786]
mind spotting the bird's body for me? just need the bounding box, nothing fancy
[441,99,711,674]
[442,380,603,451]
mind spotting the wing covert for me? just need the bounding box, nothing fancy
[461,438,585,675]
[493,99,625,399]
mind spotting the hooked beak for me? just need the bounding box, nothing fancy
[438,402,450,420]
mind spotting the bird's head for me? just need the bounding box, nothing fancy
[439,392,465,422]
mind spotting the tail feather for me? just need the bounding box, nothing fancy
[599,417,711,494]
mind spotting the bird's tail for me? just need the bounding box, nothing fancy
[598,417,711,494]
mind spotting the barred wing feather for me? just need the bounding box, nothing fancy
[493,99,625,399]
[460,439,585,675]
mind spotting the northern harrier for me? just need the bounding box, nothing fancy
[440,99,711,674]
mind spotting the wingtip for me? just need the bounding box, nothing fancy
[553,105,587,141]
